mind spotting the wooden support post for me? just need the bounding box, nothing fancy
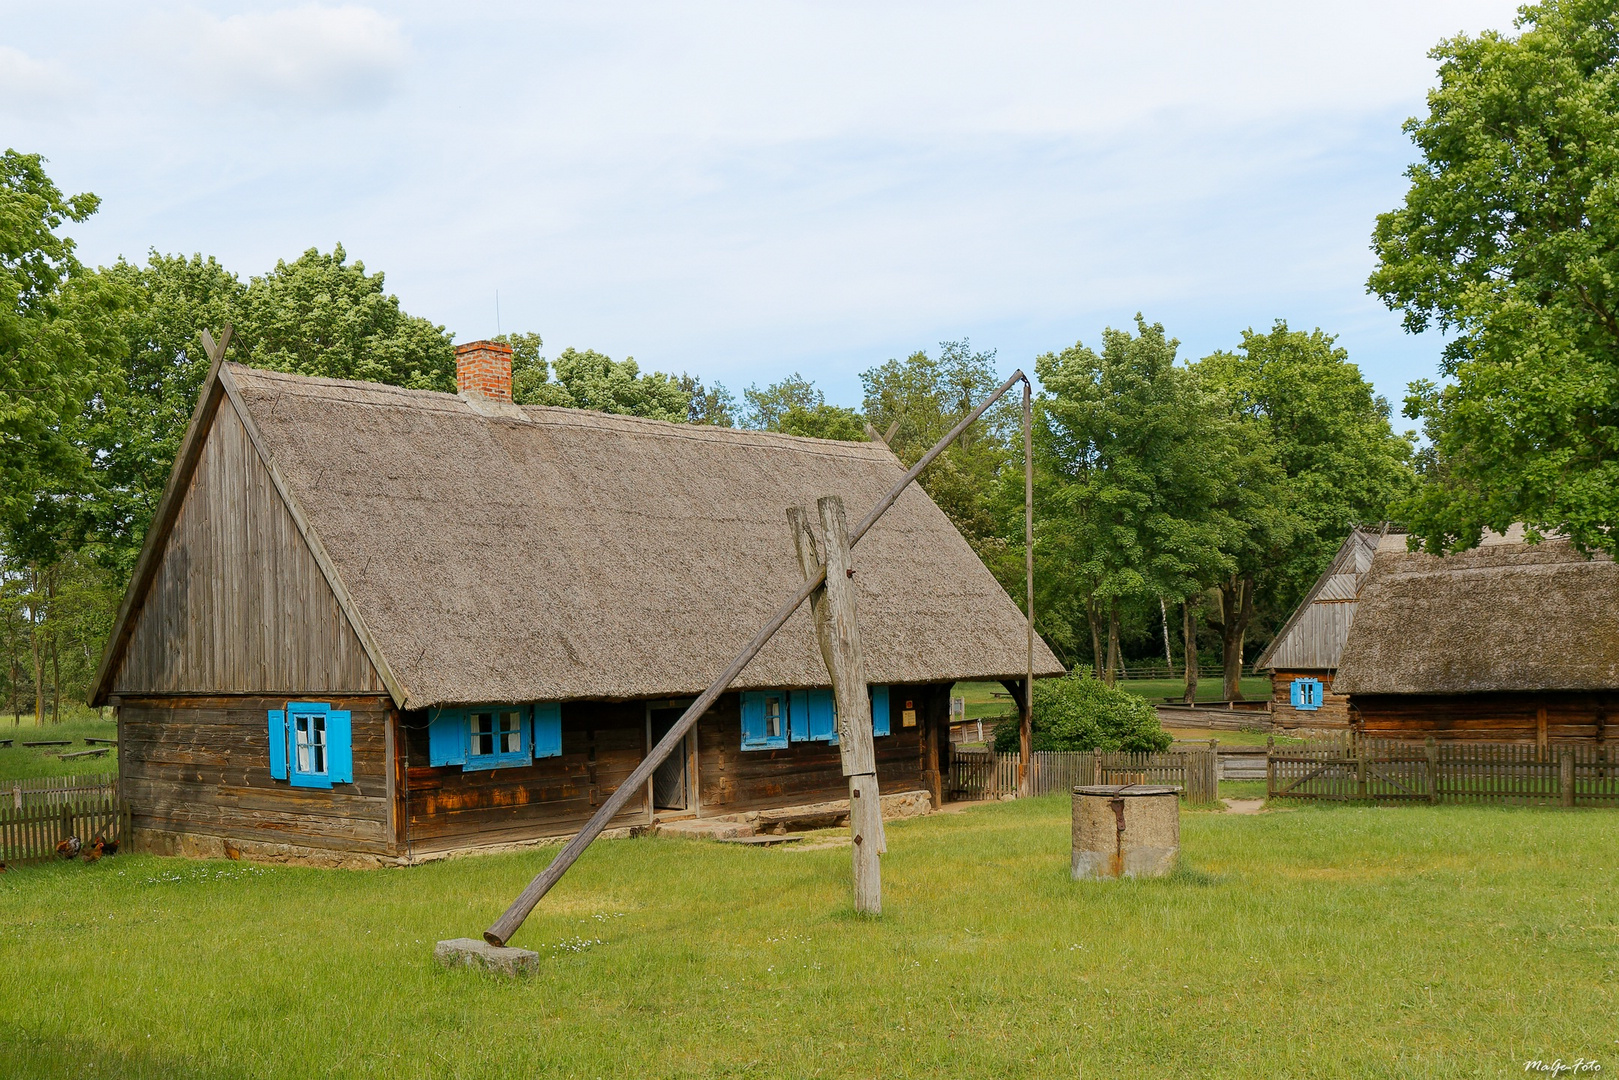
[1266,734,1274,800]
[1538,706,1549,759]
[1561,749,1576,808]
[1425,736,1438,804]
[1020,378,1034,796]
[790,497,882,914]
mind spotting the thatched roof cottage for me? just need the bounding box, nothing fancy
[1255,527,1396,732]
[91,341,1061,865]
[1333,526,1619,744]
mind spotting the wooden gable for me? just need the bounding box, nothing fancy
[107,391,387,698]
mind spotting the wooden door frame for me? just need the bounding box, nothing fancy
[644,699,700,819]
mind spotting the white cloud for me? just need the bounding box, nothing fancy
[181,5,408,109]
[0,45,83,114]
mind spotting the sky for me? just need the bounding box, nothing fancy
[3,1,1525,414]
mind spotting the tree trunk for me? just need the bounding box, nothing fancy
[1103,598,1120,688]
[1159,597,1175,678]
[29,563,43,726]
[1182,600,1199,704]
[47,567,59,724]
[1086,595,1104,679]
[1218,573,1254,701]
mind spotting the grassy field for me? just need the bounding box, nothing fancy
[3,796,1616,1078]
[0,715,119,782]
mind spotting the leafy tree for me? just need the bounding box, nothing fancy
[1034,317,1237,687]
[1195,323,1409,696]
[1368,0,1619,555]
[678,373,736,426]
[540,347,692,421]
[238,245,455,391]
[87,253,244,571]
[0,151,127,558]
[992,673,1171,753]
[862,340,1016,561]
[742,373,865,440]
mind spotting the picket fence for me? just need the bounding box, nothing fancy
[949,748,1218,804]
[1268,735,1619,806]
[0,777,126,864]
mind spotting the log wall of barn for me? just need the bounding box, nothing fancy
[402,700,648,856]
[1270,671,1352,732]
[118,694,396,864]
[1350,691,1617,742]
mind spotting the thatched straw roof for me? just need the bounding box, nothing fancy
[223,366,1060,708]
[1333,530,1619,695]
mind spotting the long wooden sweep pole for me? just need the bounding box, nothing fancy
[1020,378,1034,796]
[482,369,1031,947]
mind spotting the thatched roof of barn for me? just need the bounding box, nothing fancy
[1332,529,1619,696]
[204,365,1059,709]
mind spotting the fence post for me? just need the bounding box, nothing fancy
[1425,736,1438,805]
[1265,735,1274,800]
[1355,742,1367,799]
[1561,749,1576,808]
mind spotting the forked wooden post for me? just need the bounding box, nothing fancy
[790,497,883,915]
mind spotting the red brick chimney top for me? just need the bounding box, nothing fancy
[455,340,512,402]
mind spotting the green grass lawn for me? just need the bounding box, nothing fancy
[3,797,1616,1078]
[0,714,118,782]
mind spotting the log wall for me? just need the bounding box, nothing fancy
[1271,670,1351,732]
[1350,691,1617,742]
[696,686,929,815]
[119,694,394,862]
[112,398,385,697]
[402,700,648,856]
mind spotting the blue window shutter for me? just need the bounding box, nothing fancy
[268,710,287,780]
[326,710,353,783]
[808,689,837,743]
[740,692,766,749]
[429,709,467,767]
[1290,679,1304,708]
[870,685,890,737]
[789,690,809,742]
[533,703,562,759]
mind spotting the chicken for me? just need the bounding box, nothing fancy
[92,836,118,857]
[55,836,81,859]
[80,845,100,865]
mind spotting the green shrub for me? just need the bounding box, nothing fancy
[992,675,1172,753]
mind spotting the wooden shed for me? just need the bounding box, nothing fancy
[1254,527,1395,732]
[89,341,1062,865]
[1332,526,1619,744]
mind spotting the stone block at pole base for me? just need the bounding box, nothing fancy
[434,937,540,976]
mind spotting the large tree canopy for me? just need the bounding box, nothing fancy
[0,150,126,561]
[1369,0,1619,555]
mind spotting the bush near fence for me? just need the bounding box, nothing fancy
[1,776,126,864]
[1267,734,1619,806]
[949,749,1217,804]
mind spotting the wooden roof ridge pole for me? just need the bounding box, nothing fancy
[791,497,884,915]
[1020,377,1034,797]
[481,369,1030,948]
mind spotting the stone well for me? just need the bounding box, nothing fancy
[1071,784,1179,880]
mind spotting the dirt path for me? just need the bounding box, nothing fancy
[1222,798,1266,815]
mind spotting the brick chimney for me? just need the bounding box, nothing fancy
[455,340,512,402]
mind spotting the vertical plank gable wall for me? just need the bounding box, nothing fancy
[112,398,385,695]
[114,396,394,861]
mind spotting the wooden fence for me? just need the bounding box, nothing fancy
[7,775,117,809]
[0,777,126,864]
[949,748,1218,804]
[1268,735,1619,806]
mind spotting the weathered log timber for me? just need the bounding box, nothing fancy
[92,336,1062,865]
[1334,526,1619,743]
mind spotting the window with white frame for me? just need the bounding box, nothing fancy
[294,711,328,778]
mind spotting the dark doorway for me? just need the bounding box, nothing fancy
[649,707,689,811]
